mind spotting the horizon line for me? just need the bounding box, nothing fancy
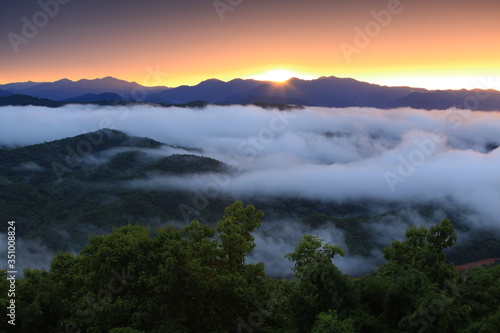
[1,75,499,93]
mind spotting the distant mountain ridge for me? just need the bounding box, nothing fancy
[0,94,64,107]
[1,76,500,111]
[0,89,13,97]
[0,76,165,101]
[62,92,125,103]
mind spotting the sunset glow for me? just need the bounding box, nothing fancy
[247,70,317,82]
[1,1,499,90]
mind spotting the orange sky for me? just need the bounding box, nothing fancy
[1,0,499,90]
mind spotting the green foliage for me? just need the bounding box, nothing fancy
[15,269,63,333]
[30,201,268,333]
[381,219,459,286]
[286,234,345,277]
[217,200,264,268]
[312,310,355,333]
[370,219,469,332]
[286,235,355,333]
[460,265,500,332]
[109,328,146,333]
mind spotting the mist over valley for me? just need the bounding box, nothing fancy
[1,104,499,276]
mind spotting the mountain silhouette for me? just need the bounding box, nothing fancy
[0,94,63,107]
[0,89,13,97]
[62,92,126,103]
[146,78,264,104]
[0,77,164,100]
[1,76,499,111]
[388,89,500,111]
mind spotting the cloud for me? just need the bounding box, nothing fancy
[1,104,499,274]
[14,161,45,171]
[81,145,198,166]
[0,234,55,276]
[1,105,499,224]
[248,221,384,277]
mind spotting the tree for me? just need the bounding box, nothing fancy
[216,200,264,270]
[15,269,63,333]
[42,201,269,333]
[312,310,355,333]
[460,265,500,332]
[286,235,356,332]
[381,219,458,287]
[286,234,345,278]
[376,219,468,332]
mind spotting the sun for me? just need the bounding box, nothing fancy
[248,69,316,82]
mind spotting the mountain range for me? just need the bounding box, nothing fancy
[1,76,500,111]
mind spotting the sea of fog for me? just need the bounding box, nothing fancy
[1,104,499,276]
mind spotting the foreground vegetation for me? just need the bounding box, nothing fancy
[2,201,499,332]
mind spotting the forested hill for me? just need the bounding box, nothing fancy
[0,129,230,249]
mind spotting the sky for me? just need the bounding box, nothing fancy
[1,0,500,90]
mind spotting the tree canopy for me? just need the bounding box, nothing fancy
[2,205,498,333]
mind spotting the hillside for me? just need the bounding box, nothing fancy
[0,130,228,248]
